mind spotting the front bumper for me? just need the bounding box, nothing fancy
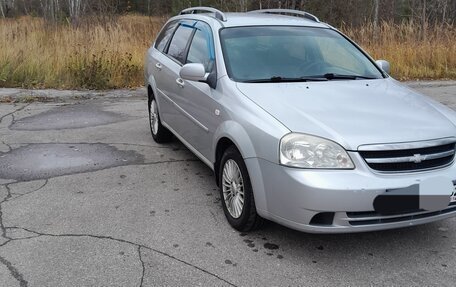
[245,152,456,233]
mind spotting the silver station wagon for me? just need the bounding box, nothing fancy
[145,7,456,233]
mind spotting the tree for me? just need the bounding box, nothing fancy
[0,0,15,17]
[373,0,379,29]
[67,0,84,25]
[0,0,454,25]
[0,0,5,17]
[39,0,61,22]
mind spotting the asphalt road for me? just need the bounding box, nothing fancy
[0,81,455,287]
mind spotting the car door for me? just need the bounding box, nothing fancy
[148,20,179,124]
[173,21,220,161]
[154,20,196,131]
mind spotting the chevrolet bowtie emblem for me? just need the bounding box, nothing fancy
[412,154,426,163]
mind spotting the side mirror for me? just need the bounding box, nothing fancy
[375,60,390,74]
[179,63,208,82]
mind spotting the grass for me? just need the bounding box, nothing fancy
[0,15,164,89]
[0,15,455,90]
[342,21,456,80]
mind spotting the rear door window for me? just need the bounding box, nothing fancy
[155,21,178,52]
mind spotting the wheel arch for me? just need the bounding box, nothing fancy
[214,137,237,186]
[213,121,257,186]
[146,75,159,101]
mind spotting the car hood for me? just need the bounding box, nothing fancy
[236,79,456,150]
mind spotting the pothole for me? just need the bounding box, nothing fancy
[10,104,126,130]
[0,144,144,181]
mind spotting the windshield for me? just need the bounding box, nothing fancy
[220,26,384,82]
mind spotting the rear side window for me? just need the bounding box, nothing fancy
[167,24,194,64]
[186,26,214,72]
[155,21,178,52]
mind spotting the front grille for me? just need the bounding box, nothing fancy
[359,143,456,172]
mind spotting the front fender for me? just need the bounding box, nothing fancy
[213,120,257,161]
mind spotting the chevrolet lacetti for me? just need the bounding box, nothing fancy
[144,7,456,233]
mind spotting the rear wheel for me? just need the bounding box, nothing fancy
[219,146,264,231]
[148,94,172,143]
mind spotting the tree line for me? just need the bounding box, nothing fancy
[0,0,454,27]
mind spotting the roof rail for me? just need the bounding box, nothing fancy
[248,9,320,23]
[180,7,227,22]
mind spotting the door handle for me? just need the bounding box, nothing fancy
[155,63,162,70]
[176,78,185,88]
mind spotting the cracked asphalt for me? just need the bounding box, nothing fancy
[0,81,455,287]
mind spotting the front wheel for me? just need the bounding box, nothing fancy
[148,95,172,143]
[219,146,264,231]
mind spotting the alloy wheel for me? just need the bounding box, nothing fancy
[222,159,245,218]
[150,99,159,135]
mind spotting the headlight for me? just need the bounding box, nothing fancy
[279,133,354,169]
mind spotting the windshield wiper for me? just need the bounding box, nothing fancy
[321,73,378,80]
[242,74,378,83]
[242,76,328,83]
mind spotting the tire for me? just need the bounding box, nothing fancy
[219,146,264,231]
[148,93,173,143]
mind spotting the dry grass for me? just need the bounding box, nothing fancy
[0,16,455,89]
[0,15,165,89]
[343,21,456,80]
